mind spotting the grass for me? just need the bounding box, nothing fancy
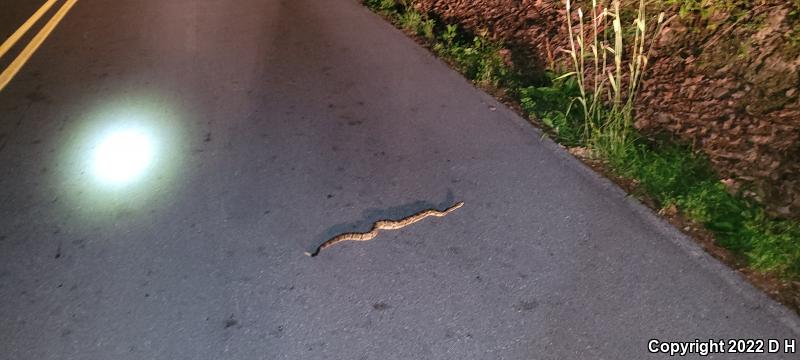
[362,0,800,279]
[611,141,800,276]
[561,0,666,159]
[435,33,510,87]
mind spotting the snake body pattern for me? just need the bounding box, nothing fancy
[305,201,464,257]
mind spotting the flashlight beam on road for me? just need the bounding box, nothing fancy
[91,128,155,185]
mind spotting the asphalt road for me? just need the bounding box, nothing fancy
[0,0,798,359]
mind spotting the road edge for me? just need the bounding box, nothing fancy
[352,0,800,335]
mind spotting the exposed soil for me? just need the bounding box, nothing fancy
[638,1,800,220]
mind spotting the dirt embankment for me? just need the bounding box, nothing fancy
[412,0,800,219]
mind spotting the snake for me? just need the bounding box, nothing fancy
[305,201,464,257]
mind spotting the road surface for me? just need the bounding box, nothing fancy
[0,0,797,359]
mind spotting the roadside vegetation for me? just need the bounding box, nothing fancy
[364,0,800,281]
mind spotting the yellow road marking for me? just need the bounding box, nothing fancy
[0,0,79,92]
[0,0,60,60]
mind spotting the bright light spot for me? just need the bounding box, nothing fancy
[92,129,154,185]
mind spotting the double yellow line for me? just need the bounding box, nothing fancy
[0,0,79,92]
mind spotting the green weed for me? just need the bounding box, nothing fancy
[364,0,398,15]
[399,10,422,33]
[442,24,458,46]
[421,19,436,40]
[519,76,584,146]
[458,40,509,85]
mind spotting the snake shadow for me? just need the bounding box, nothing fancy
[308,190,458,254]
